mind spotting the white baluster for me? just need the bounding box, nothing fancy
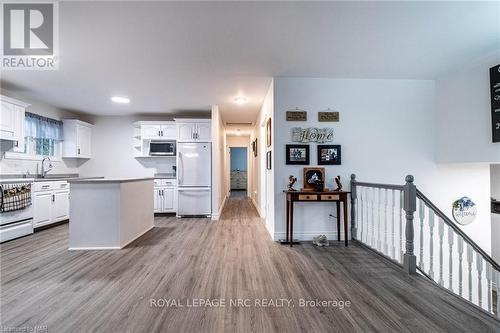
[447,225,454,292]
[364,187,370,244]
[496,270,500,318]
[356,186,363,242]
[371,188,375,249]
[383,189,388,256]
[485,263,492,313]
[428,210,435,280]
[391,189,396,260]
[438,218,444,286]
[466,245,473,302]
[418,199,425,271]
[377,188,382,251]
[457,237,464,297]
[476,253,483,308]
[399,190,404,263]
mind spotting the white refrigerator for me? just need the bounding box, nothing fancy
[177,142,212,216]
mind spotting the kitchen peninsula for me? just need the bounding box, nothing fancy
[68,178,154,250]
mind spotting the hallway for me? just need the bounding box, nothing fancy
[0,196,498,332]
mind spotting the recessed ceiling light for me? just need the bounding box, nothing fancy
[111,96,130,104]
[234,96,248,105]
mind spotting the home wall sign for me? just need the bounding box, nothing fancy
[291,127,334,143]
[489,64,500,143]
[452,197,477,225]
[286,111,307,121]
[318,111,339,122]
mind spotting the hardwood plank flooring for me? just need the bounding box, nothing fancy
[1,196,498,332]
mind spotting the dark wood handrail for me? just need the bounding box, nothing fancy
[416,189,500,272]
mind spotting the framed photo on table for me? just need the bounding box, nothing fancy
[317,145,341,165]
[285,144,310,165]
[303,167,325,191]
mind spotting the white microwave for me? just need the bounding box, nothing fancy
[149,141,176,156]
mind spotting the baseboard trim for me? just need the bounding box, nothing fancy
[68,246,122,251]
[212,195,228,220]
[251,197,263,217]
[273,231,350,242]
[121,225,154,248]
[69,225,154,251]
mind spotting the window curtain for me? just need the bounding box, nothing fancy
[25,112,63,141]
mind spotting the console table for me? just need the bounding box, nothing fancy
[283,190,350,247]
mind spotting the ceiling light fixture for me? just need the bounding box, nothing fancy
[234,96,248,105]
[111,96,130,104]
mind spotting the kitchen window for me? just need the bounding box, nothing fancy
[5,113,63,160]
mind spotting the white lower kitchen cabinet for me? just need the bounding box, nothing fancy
[33,181,70,228]
[154,179,177,213]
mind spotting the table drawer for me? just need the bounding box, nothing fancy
[298,194,317,201]
[321,194,339,201]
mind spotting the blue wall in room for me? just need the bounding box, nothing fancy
[230,147,247,171]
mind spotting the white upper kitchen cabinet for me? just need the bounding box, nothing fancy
[175,119,211,142]
[62,120,93,158]
[140,122,176,140]
[0,95,29,152]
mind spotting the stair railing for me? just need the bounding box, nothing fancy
[350,174,500,318]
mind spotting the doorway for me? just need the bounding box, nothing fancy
[230,147,248,197]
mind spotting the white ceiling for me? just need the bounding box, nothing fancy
[2,1,499,124]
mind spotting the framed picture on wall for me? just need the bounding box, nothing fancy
[252,138,258,157]
[317,145,341,165]
[266,151,272,170]
[266,118,272,147]
[285,144,310,165]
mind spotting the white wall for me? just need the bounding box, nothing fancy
[78,116,176,178]
[272,78,492,253]
[211,105,227,220]
[250,81,274,234]
[491,164,500,262]
[0,90,84,175]
[436,52,500,164]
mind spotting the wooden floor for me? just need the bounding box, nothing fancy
[1,196,498,332]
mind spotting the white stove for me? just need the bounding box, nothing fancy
[0,179,34,243]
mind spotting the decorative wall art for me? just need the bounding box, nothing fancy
[286,110,307,121]
[318,111,339,122]
[317,145,341,165]
[285,144,310,165]
[489,64,500,143]
[291,127,333,143]
[303,167,325,192]
[452,197,477,225]
[252,138,258,157]
[266,118,272,147]
[266,151,272,170]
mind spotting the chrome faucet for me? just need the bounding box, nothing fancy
[41,157,52,178]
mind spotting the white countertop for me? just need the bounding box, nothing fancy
[68,177,154,184]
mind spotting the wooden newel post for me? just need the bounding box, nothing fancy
[403,175,417,274]
[350,174,357,240]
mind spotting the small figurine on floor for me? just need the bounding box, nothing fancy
[287,175,297,191]
[313,235,329,247]
[334,176,343,191]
